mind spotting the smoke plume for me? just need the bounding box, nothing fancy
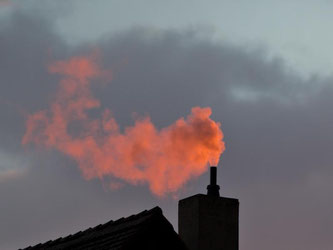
[22,54,225,196]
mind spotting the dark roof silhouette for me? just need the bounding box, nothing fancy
[21,206,187,250]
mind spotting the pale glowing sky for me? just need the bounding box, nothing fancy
[55,0,333,77]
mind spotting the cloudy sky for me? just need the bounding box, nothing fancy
[1,0,333,249]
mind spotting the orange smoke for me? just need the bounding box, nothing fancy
[22,54,225,196]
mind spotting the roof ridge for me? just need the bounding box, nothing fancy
[21,206,163,249]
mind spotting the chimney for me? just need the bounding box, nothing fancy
[178,166,239,250]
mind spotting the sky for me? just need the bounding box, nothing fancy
[0,0,333,249]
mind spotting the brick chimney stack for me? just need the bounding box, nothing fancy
[178,166,239,250]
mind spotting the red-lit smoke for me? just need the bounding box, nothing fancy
[22,54,225,196]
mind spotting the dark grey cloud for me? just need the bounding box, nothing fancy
[1,7,333,250]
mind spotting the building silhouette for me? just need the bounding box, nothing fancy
[21,167,239,250]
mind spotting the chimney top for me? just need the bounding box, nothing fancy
[207,166,220,197]
[179,166,239,250]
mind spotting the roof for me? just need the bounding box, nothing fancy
[21,206,187,250]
